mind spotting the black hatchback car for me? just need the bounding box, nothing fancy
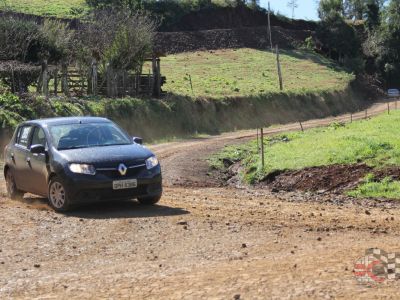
[3,117,162,212]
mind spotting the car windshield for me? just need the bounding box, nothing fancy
[49,122,132,150]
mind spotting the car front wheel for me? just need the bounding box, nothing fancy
[48,177,71,212]
[137,195,161,205]
[5,170,23,200]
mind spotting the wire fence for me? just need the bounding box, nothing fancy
[256,99,400,167]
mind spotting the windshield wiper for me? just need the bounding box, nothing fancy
[58,145,89,150]
[95,143,131,147]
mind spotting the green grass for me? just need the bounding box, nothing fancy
[210,111,400,184]
[154,48,354,99]
[348,175,400,200]
[1,0,87,18]
[1,0,231,18]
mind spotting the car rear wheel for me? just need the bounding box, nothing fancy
[5,170,23,200]
[137,195,161,205]
[48,177,71,212]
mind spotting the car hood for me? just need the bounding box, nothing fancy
[56,144,153,166]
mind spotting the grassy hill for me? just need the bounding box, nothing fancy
[157,49,354,99]
[210,111,400,196]
[1,0,87,18]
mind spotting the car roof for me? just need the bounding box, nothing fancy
[24,117,111,127]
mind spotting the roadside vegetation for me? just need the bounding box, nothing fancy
[0,0,87,18]
[348,174,400,200]
[159,49,354,99]
[210,111,400,186]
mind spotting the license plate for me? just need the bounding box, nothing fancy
[113,179,137,190]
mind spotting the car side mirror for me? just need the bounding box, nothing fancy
[30,144,46,154]
[132,137,143,145]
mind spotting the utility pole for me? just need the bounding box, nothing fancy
[287,0,298,19]
[267,2,273,50]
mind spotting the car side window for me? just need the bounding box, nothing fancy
[16,126,32,148]
[31,127,47,147]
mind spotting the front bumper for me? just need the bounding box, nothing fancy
[60,165,162,203]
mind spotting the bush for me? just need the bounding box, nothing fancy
[0,93,35,120]
[343,56,365,74]
[0,16,41,62]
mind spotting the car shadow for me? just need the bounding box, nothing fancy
[21,196,189,219]
[65,200,190,219]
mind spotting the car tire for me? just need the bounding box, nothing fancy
[137,195,161,205]
[48,177,71,212]
[5,170,24,200]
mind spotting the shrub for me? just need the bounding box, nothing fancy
[0,16,41,62]
[0,93,35,120]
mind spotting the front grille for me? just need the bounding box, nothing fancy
[96,162,146,179]
[97,167,145,179]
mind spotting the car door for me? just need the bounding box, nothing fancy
[26,126,49,197]
[12,125,33,191]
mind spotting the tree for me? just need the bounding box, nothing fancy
[343,0,366,20]
[365,1,380,30]
[81,9,156,73]
[248,0,260,9]
[316,11,360,61]
[39,20,74,64]
[0,16,41,62]
[287,0,298,19]
[379,0,400,85]
[318,0,344,20]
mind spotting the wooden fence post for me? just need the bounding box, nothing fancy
[122,71,127,97]
[299,121,304,132]
[152,57,161,98]
[256,128,259,151]
[42,59,49,98]
[260,128,265,169]
[188,74,194,95]
[10,64,16,93]
[61,62,70,97]
[136,73,140,95]
[147,72,151,96]
[91,59,98,96]
[106,66,112,98]
[156,58,161,97]
[276,45,283,91]
[54,68,58,96]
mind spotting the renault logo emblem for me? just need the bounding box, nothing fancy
[118,163,127,176]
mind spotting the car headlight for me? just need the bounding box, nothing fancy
[145,156,159,170]
[69,163,96,175]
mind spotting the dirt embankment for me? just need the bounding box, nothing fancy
[155,26,312,54]
[265,164,400,194]
[113,86,371,143]
[161,5,317,32]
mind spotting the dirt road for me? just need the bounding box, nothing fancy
[2,102,400,299]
